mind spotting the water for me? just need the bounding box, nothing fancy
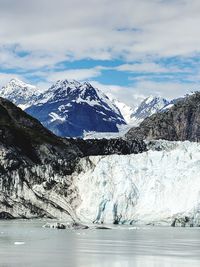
[0,220,200,267]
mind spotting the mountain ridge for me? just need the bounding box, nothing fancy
[126,92,200,142]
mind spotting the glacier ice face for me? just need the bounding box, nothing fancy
[74,141,200,225]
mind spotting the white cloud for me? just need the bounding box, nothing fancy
[46,68,101,83]
[1,0,200,68]
[115,62,189,74]
[1,0,200,104]
[130,80,198,100]
[89,77,199,106]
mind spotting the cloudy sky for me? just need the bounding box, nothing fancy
[1,0,200,106]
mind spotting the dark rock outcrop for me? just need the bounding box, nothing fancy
[70,138,147,157]
[43,222,89,230]
[0,211,15,219]
[126,92,200,142]
[171,216,194,227]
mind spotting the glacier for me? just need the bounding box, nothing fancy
[74,141,200,226]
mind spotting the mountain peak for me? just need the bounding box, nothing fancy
[52,79,81,89]
[143,95,168,105]
[8,78,36,89]
[26,79,126,137]
[0,78,39,109]
[10,77,22,84]
[131,95,169,121]
[49,79,96,93]
[37,79,119,112]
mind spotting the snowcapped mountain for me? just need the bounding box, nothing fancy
[110,96,177,127]
[110,98,135,123]
[160,96,184,111]
[131,96,169,123]
[0,78,40,109]
[26,80,126,137]
[128,95,189,127]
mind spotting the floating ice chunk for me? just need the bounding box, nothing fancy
[14,242,25,245]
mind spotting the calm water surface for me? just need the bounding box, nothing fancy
[0,220,200,267]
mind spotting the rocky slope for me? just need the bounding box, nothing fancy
[126,92,200,142]
[26,80,126,137]
[0,97,82,220]
[0,97,146,220]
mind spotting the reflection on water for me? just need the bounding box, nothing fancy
[0,220,199,267]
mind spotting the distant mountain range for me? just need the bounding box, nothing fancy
[0,78,184,137]
[131,96,169,120]
[129,96,181,126]
[126,92,200,142]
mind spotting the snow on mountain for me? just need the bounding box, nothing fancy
[83,98,137,139]
[26,80,126,137]
[109,98,136,123]
[83,96,176,139]
[160,96,184,111]
[0,78,40,109]
[75,140,200,225]
[131,96,170,124]
[110,95,178,128]
[126,92,200,142]
[129,95,190,127]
